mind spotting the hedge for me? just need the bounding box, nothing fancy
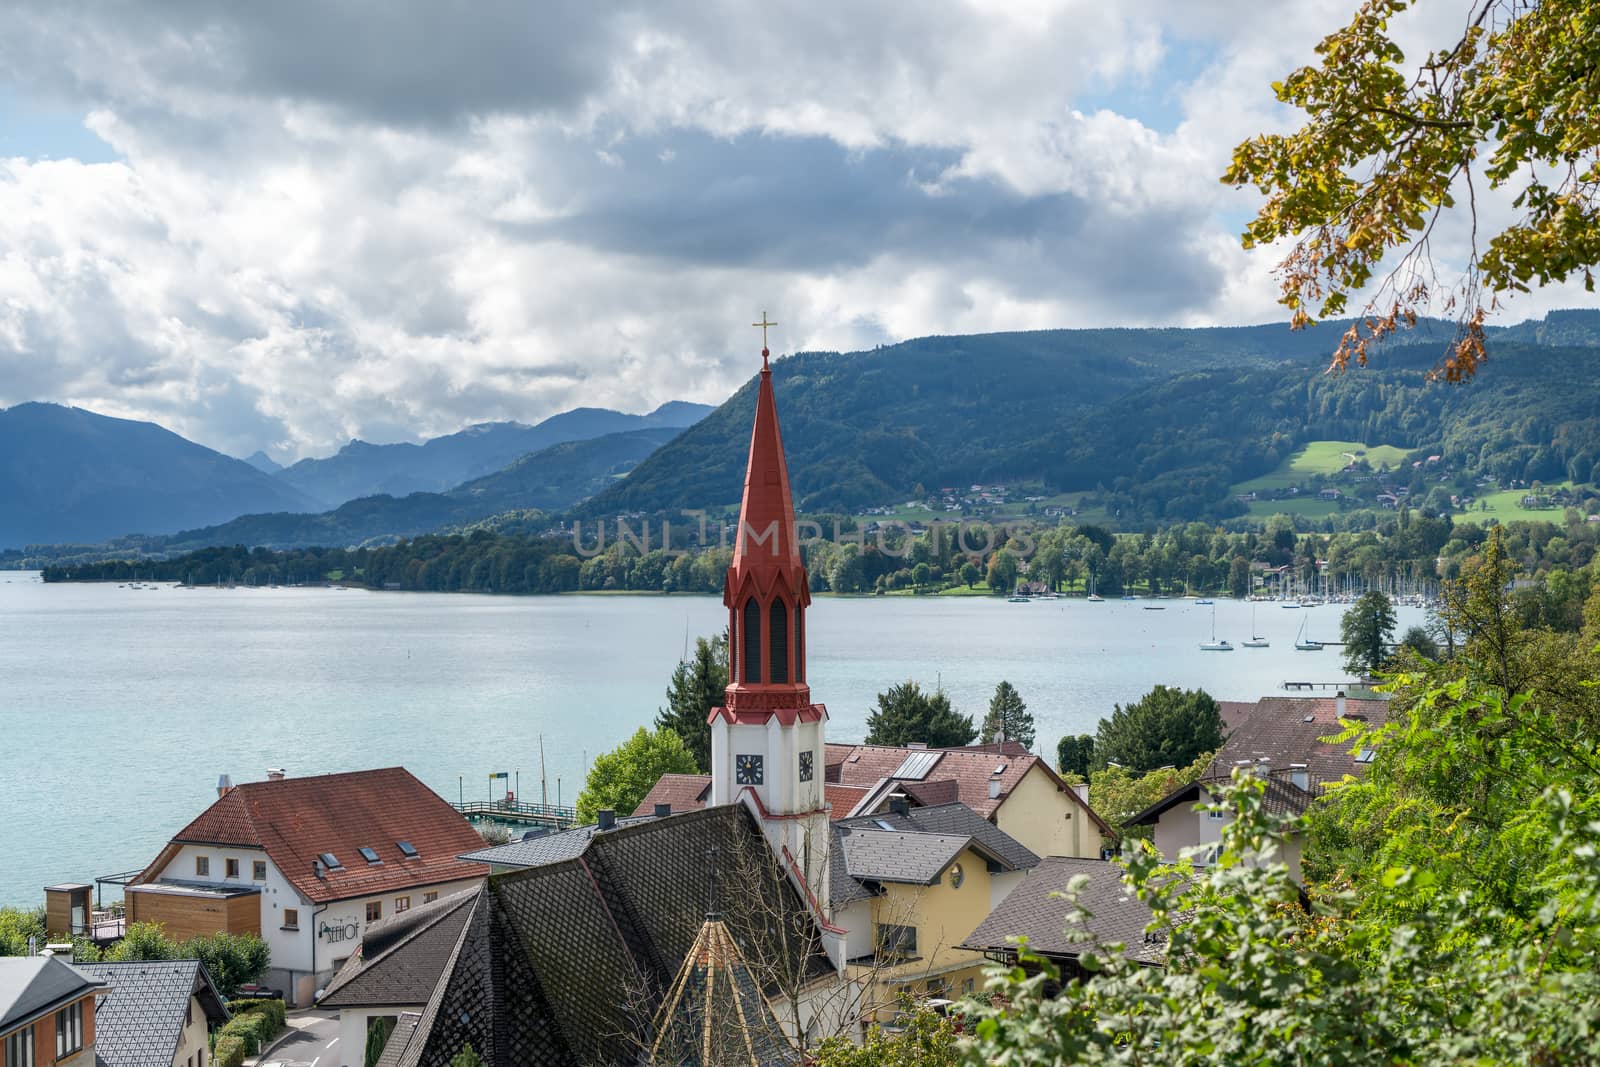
[214,1034,246,1067]
[218,1012,272,1054]
[226,997,286,1033]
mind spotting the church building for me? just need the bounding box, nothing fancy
[707,330,833,916]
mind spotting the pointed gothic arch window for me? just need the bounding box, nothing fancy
[794,602,804,682]
[769,598,788,683]
[743,597,761,683]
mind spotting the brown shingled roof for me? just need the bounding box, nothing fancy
[137,767,488,904]
[1211,695,1388,788]
[631,773,712,817]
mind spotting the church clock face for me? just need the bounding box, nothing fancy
[735,754,764,785]
[798,750,814,782]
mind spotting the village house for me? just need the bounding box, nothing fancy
[123,767,488,1006]
[1128,694,1388,880]
[0,954,103,1067]
[73,960,231,1067]
[961,856,1164,981]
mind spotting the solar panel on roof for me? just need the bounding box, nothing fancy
[891,751,941,780]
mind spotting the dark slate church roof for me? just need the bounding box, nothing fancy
[366,804,834,1067]
[74,960,229,1067]
[647,918,799,1066]
[321,889,480,1009]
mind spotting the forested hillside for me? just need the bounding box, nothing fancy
[588,315,1600,525]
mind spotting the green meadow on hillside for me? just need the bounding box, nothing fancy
[1235,440,1412,493]
[1461,483,1578,523]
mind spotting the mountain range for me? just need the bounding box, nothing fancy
[5,309,1598,556]
[0,400,710,550]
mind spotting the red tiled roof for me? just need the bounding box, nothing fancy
[822,742,1112,835]
[632,774,712,817]
[140,767,488,904]
[824,784,869,815]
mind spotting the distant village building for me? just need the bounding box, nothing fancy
[124,767,488,1005]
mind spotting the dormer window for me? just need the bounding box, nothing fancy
[358,847,381,864]
[396,840,419,859]
[319,852,343,870]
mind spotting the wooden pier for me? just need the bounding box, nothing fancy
[1280,680,1362,691]
[453,800,577,831]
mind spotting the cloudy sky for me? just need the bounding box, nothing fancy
[0,1,1587,461]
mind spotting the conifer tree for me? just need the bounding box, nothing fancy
[865,682,977,748]
[980,681,1035,749]
[654,632,728,772]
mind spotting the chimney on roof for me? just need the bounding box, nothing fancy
[906,742,928,750]
[1336,692,1346,718]
[217,774,233,798]
[597,809,616,831]
[988,778,1001,800]
[1071,782,1090,805]
[653,803,671,818]
[266,768,286,781]
[888,794,909,817]
[1290,763,1309,791]
[313,859,325,880]
[41,943,73,964]
[1255,758,1271,777]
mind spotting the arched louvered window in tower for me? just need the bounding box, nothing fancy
[743,597,761,683]
[769,599,788,683]
[794,603,804,682]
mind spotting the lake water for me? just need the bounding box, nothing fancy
[0,572,1425,907]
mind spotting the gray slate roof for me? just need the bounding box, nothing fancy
[836,802,1041,873]
[838,829,972,885]
[320,889,480,1009]
[456,816,657,868]
[961,857,1166,966]
[360,804,835,1067]
[1126,773,1316,827]
[0,956,105,1033]
[72,960,228,1067]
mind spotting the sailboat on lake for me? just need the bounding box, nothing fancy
[1294,613,1324,651]
[1199,603,1233,651]
[1242,603,1270,647]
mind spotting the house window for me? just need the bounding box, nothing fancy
[366,901,382,922]
[253,860,267,881]
[225,857,240,878]
[55,1000,83,1057]
[875,923,917,960]
[282,908,299,930]
[423,892,438,904]
[1208,808,1226,820]
[5,1025,35,1067]
[394,896,411,913]
[195,855,210,877]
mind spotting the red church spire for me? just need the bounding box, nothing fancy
[710,315,823,725]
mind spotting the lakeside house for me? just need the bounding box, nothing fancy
[123,767,488,1005]
[0,955,104,1067]
[1128,694,1389,880]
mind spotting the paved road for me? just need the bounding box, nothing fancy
[256,1010,341,1067]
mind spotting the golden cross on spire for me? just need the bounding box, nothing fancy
[752,311,777,356]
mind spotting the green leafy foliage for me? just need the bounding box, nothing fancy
[1224,0,1600,377]
[980,681,1035,749]
[449,1044,486,1067]
[1339,590,1397,674]
[575,726,699,824]
[813,1002,961,1065]
[0,907,46,956]
[213,1034,246,1067]
[1085,750,1215,831]
[1056,734,1095,779]
[654,632,729,771]
[1093,685,1224,775]
[865,682,977,748]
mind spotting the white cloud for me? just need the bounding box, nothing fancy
[0,0,1588,461]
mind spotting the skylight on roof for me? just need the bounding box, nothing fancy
[1355,749,1376,763]
[396,840,418,859]
[874,819,896,831]
[891,751,940,780]
[358,847,381,864]
[319,852,342,869]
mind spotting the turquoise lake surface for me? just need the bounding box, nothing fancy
[0,571,1425,906]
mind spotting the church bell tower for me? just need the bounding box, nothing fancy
[709,314,830,905]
